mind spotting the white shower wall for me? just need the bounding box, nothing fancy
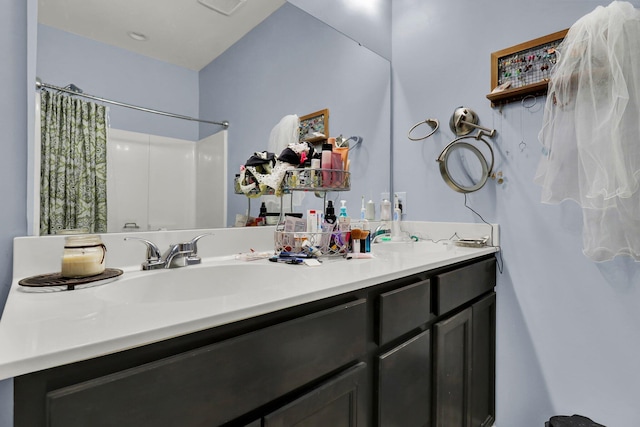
[196,132,227,229]
[107,128,226,232]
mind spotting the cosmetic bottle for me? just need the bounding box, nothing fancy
[338,200,350,231]
[311,156,321,169]
[307,209,318,233]
[324,200,337,225]
[310,154,321,186]
[339,200,348,218]
[259,202,267,218]
[391,194,402,241]
[362,220,371,252]
[334,145,349,172]
[354,219,370,252]
[321,143,333,186]
[365,199,375,220]
[380,199,391,221]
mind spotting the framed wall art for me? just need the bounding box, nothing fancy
[299,108,329,143]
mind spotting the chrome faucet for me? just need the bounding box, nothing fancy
[125,233,213,270]
[372,222,391,243]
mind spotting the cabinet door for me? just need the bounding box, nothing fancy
[471,293,496,427]
[263,363,368,427]
[378,329,431,427]
[434,306,473,427]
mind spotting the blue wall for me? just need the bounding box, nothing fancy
[0,0,29,423]
[392,0,640,425]
[37,24,200,141]
[200,3,391,224]
[288,0,391,60]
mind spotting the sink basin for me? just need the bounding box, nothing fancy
[95,263,289,304]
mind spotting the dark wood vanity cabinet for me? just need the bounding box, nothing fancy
[374,256,496,427]
[14,255,496,427]
[433,260,497,427]
[433,293,496,427]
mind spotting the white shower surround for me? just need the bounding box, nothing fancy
[107,128,227,232]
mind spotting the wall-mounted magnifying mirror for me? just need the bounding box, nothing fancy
[437,135,494,193]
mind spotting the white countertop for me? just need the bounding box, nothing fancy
[0,222,497,380]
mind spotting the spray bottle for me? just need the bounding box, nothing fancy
[324,200,337,226]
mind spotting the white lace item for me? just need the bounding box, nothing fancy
[536,1,640,261]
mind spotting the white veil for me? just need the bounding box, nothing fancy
[536,1,640,261]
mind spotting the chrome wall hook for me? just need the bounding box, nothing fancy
[449,107,496,137]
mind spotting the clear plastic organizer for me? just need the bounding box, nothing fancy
[283,169,350,191]
[274,230,350,257]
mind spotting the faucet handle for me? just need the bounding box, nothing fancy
[180,233,214,265]
[124,237,164,269]
[187,233,214,256]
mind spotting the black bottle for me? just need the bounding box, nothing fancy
[259,202,267,218]
[325,200,337,224]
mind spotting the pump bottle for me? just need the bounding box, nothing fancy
[338,200,350,231]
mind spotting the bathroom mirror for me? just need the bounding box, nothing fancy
[33,0,391,234]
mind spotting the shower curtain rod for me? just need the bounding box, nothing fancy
[35,78,229,128]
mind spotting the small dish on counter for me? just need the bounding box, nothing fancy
[18,268,123,292]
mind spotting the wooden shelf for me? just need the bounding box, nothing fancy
[486,80,550,106]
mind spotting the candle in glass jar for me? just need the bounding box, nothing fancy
[61,235,107,278]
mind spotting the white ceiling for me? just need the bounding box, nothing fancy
[38,0,286,71]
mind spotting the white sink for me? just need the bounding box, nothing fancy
[93,241,454,305]
[95,262,288,303]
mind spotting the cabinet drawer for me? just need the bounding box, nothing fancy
[46,299,367,427]
[434,258,495,315]
[378,279,431,345]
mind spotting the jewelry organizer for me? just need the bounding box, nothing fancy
[486,29,568,106]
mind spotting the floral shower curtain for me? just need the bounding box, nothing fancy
[40,90,108,235]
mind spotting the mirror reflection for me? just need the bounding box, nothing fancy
[35,1,391,234]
